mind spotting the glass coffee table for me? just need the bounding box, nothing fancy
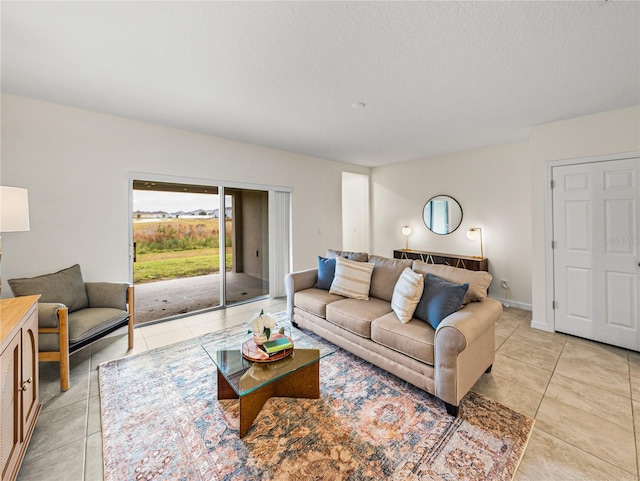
[202,322,335,438]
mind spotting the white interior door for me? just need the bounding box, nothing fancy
[341,172,370,253]
[553,157,640,351]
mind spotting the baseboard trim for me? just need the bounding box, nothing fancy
[530,320,553,332]
[489,296,532,311]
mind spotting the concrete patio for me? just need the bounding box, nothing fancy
[133,272,268,324]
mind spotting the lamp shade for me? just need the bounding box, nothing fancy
[0,186,30,232]
[466,228,479,241]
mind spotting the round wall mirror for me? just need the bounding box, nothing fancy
[423,195,463,235]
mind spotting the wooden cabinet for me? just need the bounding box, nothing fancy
[393,249,489,272]
[1,295,41,481]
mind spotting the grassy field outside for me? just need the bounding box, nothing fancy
[133,218,232,284]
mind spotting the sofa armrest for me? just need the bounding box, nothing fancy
[38,302,67,329]
[285,269,318,321]
[85,282,130,310]
[434,297,502,406]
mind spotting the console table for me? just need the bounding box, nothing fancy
[393,249,488,272]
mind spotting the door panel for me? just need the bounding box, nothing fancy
[605,199,634,254]
[553,158,640,350]
[1,333,20,480]
[21,310,39,438]
[565,267,591,321]
[132,181,222,324]
[564,200,590,251]
[605,271,636,328]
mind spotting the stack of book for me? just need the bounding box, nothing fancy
[259,337,293,356]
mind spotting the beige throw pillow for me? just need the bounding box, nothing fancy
[411,261,492,304]
[391,268,424,323]
[368,255,413,302]
[330,257,374,300]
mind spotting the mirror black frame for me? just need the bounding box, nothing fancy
[422,195,463,235]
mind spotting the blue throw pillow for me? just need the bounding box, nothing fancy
[315,256,336,290]
[414,273,469,330]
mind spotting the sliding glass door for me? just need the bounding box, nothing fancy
[131,180,270,325]
[224,188,269,305]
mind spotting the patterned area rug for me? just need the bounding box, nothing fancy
[99,318,534,481]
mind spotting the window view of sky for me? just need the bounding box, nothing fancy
[133,191,221,213]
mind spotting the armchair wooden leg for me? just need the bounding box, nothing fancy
[59,355,70,391]
[59,308,70,391]
[128,318,134,350]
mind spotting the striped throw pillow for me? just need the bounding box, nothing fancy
[329,257,374,300]
[391,268,425,323]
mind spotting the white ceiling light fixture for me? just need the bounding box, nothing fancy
[351,102,366,110]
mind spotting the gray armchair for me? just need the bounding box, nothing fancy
[8,264,134,391]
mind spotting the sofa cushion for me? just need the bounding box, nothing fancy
[68,307,129,344]
[39,308,130,351]
[368,255,413,302]
[391,268,424,323]
[314,257,336,290]
[412,261,492,304]
[371,312,435,365]
[414,273,469,329]
[8,264,89,313]
[330,257,374,300]
[326,297,393,338]
[295,288,345,319]
[85,282,129,310]
[326,249,369,262]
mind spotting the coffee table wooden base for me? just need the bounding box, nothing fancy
[217,361,320,438]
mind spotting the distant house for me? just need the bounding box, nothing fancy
[212,207,232,219]
[134,209,222,219]
[133,211,170,219]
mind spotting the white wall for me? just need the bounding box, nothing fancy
[529,105,640,331]
[4,93,637,320]
[341,172,370,253]
[0,94,369,294]
[371,141,532,307]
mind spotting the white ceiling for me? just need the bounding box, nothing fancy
[2,1,639,167]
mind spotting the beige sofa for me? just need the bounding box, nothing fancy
[285,252,502,416]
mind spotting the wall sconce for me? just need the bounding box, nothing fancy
[401,225,412,250]
[467,227,483,259]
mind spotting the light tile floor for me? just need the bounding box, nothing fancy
[16,302,640,481]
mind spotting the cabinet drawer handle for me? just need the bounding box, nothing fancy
[19,377,33,392]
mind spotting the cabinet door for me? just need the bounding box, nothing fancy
[21,308,39,439]
[1,332,21,481]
